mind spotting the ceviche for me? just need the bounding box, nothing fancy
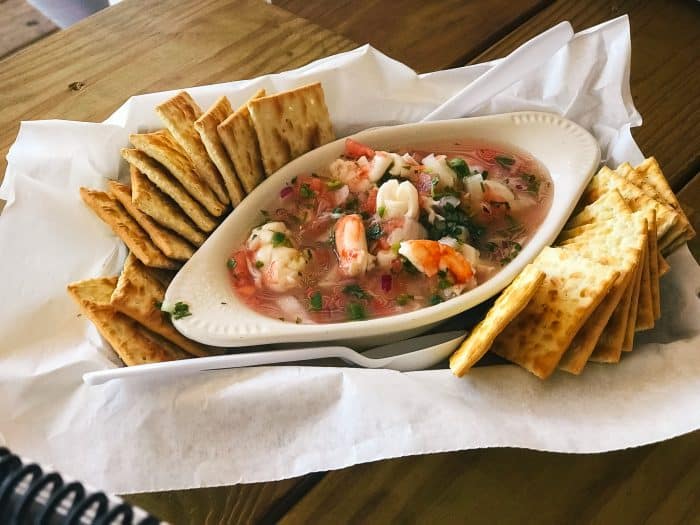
[227,138,552,323]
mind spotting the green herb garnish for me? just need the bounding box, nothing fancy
[271,231,290,247]
[419,203,485,244]
[309,291,322,311]
[495,156,515,167]
[300,183,315,198]
[226,258,237,269]
[326,179,344,190]
[391,242,401,254]
[396,294,414,306]
[366,223,383,241]
[401,256,420,274]
[255,260,264,268]
[378,205,386,218]
[428,294,443,306]
[346,302,367,320]
[448,157,469,178]
[343,284,371,300]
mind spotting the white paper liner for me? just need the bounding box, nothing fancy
[1,16,698,494]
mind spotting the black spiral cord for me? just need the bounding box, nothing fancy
[0,447,162,524]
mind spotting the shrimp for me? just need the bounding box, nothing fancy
[246,222,307,292]
[398,240,474,284]
[330,158,371,192]
[334,214,374,276]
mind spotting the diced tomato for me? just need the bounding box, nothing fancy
[362,186,378,214]
[344,138,375,160]
[229,250,256,295]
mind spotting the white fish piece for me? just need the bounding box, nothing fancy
[376,179,420,220]
[368,151,394,181]
[466,173,484,206]
[422,153,456,187]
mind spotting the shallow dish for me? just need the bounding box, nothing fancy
[165,112,600,347]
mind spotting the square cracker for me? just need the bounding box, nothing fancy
[565,189,629,229]
[130,166,206,247]
[449,264,545,376]
[619,159,694,253]
[111,253,219,358]
[156,91,230,204]
[121,148,217,233]
[194,96,246,206]
[218,89,267,194]
[79,187,178,270]
[129,129,225,217]
[633,210,655,331]
[557,213,646,373]
[108,180,194,261]
[248,82,335,176]
[67,277,189,365]
[584,166,679,240]
[558,213,649,352]
[589,268,636,363]
[490,247,619,379]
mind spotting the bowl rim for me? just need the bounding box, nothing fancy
[166,111,601,346]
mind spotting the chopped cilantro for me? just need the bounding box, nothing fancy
[172,301,192,320]
[326,179,344,190]
[346,302,366,320]
[391,242,401,254]
[255,260,264,268]
[309,291,322,311]
[378,205,386,218]
[419,203,485,244]
[360,211,372,220]
[428,294,443,306]
[448,157,469,178]
[481,170,488,179]
[366,223,383,241]
[226,258,237,269]
[495,156,515,167]
[401,256,420,274]
[396,294,414,306]
[271,231,290,247]
[300,183,315,198]
[343,284,371,300]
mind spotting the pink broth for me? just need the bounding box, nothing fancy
[227,139,553,323]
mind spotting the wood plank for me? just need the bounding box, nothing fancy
[0,0,58,60]
[280,430,700,524]
[274,0,552,73]
[0,0,356,186]
[124,475,310,525]
[470,0,700,191]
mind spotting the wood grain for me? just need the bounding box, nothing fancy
[280,430,700,524]
[471,0,700,191]
[0,0,58,60]
[273,0,551,73]
[124,477,303,525]
[0,0,355,186]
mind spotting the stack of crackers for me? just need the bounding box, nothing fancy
[69,83,335,365]
[450,158,695,379]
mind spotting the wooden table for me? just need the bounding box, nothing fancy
[1,0,699,523]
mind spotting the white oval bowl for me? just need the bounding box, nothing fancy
[165,112,600,347]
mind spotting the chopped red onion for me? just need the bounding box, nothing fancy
[280,186,293,198]
[381,274,392,292]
